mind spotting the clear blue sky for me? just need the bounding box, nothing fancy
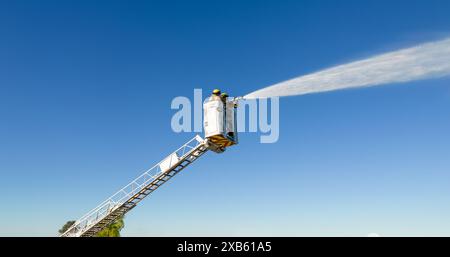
[1,0,450,236]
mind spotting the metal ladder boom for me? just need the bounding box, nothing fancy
[61,135,209,237]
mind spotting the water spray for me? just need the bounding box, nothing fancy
[245,37,450,99]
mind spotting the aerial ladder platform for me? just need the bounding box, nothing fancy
[61,93,239,237]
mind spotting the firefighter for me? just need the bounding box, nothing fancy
[211,89,221,101]
[220,92,235,140]
[220,92,229,104]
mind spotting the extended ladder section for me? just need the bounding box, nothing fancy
[61,135,209,237]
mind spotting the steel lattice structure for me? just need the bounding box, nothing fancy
[61,135,209,237]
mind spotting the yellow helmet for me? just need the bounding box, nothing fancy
[221,92,229,98]
[212,89,221,95]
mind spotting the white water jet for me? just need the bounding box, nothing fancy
[244,38,450,99]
